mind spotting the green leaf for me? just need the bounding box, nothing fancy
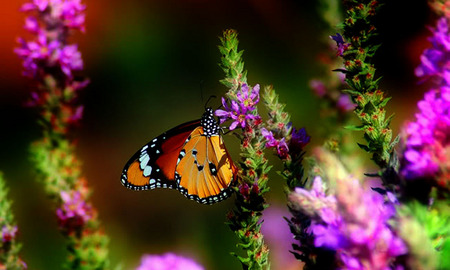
[344,124,365,131]
[357,143,371,152]
[379,96,392,107]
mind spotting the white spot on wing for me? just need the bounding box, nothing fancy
[143,166,152,177]
[139,154,150,169]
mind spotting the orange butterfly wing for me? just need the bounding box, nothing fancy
[175,126,236,204]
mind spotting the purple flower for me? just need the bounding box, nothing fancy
[336,94,357,112]
[261,128,289,159]
[1,225,18,243]
[291,176,407,269]
[309,79,327,97]
[136,253,204,270]
[290,127,310,152]
[237,83,260,110]
[21,0,86,31]
[57,44,83,77]
[215,84,260,130]
[415,18,450,83]
[330,33,350,56]
[56,190,92,230]
[401,18,450,185]
[401,86,450,186]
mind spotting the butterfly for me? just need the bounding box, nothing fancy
[120,107,237,204]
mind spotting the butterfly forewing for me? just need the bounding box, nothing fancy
[121,120,201,190]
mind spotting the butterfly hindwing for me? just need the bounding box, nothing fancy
[175,126,236,204]
[121,120,201,190]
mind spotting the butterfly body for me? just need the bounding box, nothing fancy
[121,108,236,204]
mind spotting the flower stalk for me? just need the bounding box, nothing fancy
[15,1,110,268]
[0,173,27,270]
[217,29,270,270]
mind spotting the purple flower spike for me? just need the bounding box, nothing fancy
[137,253,204,270]
[330,33,350,56]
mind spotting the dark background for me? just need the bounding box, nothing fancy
[0,0,433,269]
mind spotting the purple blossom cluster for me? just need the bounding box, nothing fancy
[290,176,407,269]
[401,18,450,188]
[56,190,93,232]
[415,18,450,84]
[15,0,86,78]
[215,83,261,130]
[1,225,18,243]
[261,126,310,159]
[136,253,204,270]
[331,33,351,57]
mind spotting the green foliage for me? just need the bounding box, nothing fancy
[219,29,248,93]
[395,200,450,270]
[0,173,26,269]
[339,0,396,168]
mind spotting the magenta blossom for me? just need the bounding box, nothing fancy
[15,0,86,79]
[401,87,450,187]
[331,33,350,56]
[56,190,92,230]
[401,18,450,187]
[336,94,357,112]
[261,128,289,159]
[415,18,450,84]
[215,83,260,130]
[21,0,87,31]
[136,253,204,270]
[237,83,260,109]
[309,79,327,97]
[1,225,18,243]
[289,126,310,153]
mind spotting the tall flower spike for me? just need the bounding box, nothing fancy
[218,29,270,269]
[333,0,397,169]
[401,18,450,190]
[16,0,111,268]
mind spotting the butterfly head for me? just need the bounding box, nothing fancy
[201,107,220,137]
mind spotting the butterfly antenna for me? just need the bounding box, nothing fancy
[199,80,205,105]
[204,95,217,110]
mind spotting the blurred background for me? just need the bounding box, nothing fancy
[0,0,434,269]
